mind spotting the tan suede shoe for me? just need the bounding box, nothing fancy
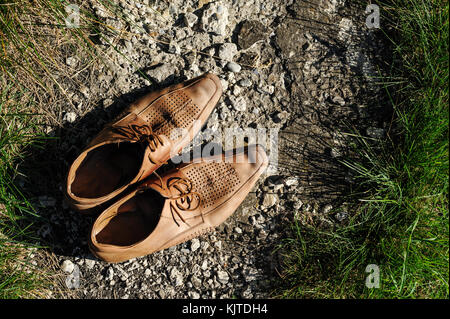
[65,73,222,213]
[88,144,268,263]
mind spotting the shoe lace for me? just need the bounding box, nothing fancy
[112,124,167,164]
[150,173,203,227]
[114,124,202,226]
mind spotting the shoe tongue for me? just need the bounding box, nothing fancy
[139,175,172,198]
[139,172,202,223]
[85,113,148,148]
[86,113,172,152]
[139,168,192,199]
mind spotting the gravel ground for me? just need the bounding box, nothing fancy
[20,0,390,298]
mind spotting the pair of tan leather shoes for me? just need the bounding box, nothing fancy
[65,73,268,263]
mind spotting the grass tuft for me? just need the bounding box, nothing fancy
[277,0,449,299]
[0,84,52,298]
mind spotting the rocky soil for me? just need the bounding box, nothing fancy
[19,0,390,298]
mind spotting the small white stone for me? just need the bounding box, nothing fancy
[226,62,241,73]
[79,86,89,98]
[239,79,252,87]
[231,96,247,112]
[63,112,77,123]
[168,4,178,17]
[190,63,199,74]
[262,193,278,208]
[85,259,95,270]
[170,267,184,287]
[184,12,198,28]
[188,291,200,299]
[201,2,229,35]
[168,42,181,55]
[158,289,166,298]
[190,238,201,252]
[285,177,299,187]
[220,78,229,91]
[61,260,74,273]
[323,204,333,214]
[332,95,345,106]
[218,43,238,62]
[66,56,77,67]
[265,85,275,94]
[294,200,303,210]
[331,148,342,158]
[106,267,114,280]
[217,270,229,284]
[146,63,176,82]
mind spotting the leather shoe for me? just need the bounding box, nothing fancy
[65,73,222,213]
[89,144,268,263]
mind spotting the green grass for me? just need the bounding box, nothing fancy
[0,0,111,299]
[0,0,165,298]
[277,0,449,299]
[0,0,149,298]
[0,0,86,298]
[0,84,51,298]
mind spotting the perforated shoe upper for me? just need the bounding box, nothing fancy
[65,73,222,213]
[89,145,269,263]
